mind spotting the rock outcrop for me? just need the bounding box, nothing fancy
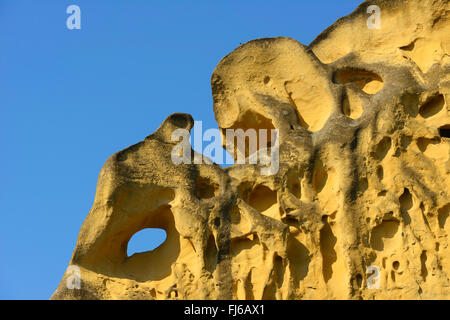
[52,0,450,299]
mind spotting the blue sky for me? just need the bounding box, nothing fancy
[0,0,362,299]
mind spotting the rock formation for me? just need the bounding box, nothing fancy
[52,0,450,299]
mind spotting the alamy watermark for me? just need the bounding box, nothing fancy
[366,5,381,29]
[66,5,81,30]
[170,121,279,176]
[366,265,381,289]
[66,265,81,290]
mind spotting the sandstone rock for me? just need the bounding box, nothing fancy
[52,0,450,299]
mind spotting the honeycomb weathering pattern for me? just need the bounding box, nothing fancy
[52,0,450,299]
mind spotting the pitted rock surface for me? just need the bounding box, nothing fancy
[52,0,450,299]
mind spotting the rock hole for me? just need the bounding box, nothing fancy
[312,159,328,193]
[196,176,219,199]
[438,204,450,229]
[244,269,255,300]
[439,125,450,139]
[231,280,240,299]
[374,137,391,161]
[169,289,178,298]
[401,93,419,117]
[400,135,412,149]
[400,41,415,51]
[376,165,384,181]
[320,219,337,282]
[378,190,387,197]
[360,177,368,193]
[399,188,413,225]
[419,94,445,118]
[287,236,310,284]
[420,202,430,228]
[342,94,351,117]
[248,185,277,213]
[274,254,285,289]
[287,169,302,198]
[420,251,428,281]
[399,188,413,211]
[127,228,167,257]
[224,110,275,159]
[356,274,363,288]
[231,233,259,260]
[230,206,241,225]
[205,234,218,273]
[122,205,179,282]
[416,137,440,153]
[370,220,400,251]
[392,261,400,270]
[333,68,383,94]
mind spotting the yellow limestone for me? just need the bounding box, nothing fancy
[53,0,450,300]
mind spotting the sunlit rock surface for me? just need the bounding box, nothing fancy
[52,0,450,299]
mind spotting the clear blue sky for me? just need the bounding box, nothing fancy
[0,0,362,299]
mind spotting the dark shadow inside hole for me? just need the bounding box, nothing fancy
[439,125,450,138]
[419,94,444,118]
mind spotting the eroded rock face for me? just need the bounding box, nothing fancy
[52,0,450,300]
